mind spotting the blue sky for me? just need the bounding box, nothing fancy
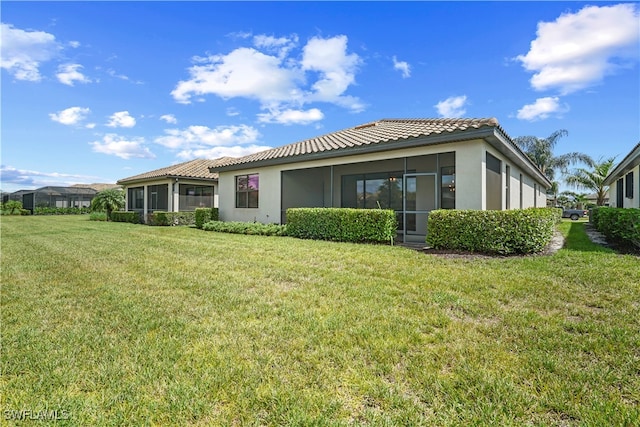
[2,1,639,193]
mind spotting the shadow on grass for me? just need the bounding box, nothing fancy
[563,221,613,253]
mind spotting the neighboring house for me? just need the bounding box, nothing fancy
[117,158,231,219]
[16,186,98,212]
[603,142,640,208]
[209,118,551,243]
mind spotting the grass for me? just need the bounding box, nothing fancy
[1,216,639,426]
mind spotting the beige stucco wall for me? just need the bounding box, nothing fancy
[609,164,639,208]
[218,138,548,223]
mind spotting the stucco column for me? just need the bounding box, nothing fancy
[143,184,148,218]
[173,181,180,212]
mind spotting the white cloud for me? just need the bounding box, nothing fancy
[68,41,81,48]
[172,34,364,118]
[301,35,362,109]
[226,107,240,117]
[154,123,268,160]
[0,165,100,189]
[392,56,411,78]
[0,23,60,81]
[90,134,154,159]
[257,108,324,125]
[176,144,273,161]
[434,95,468,117]
[107,111,136,128]
[155,124,260,149]
[253,34,298,58]
[56,63,91,86]
[49,106,91,126]
[517,4,640,94]
[172,47,302,104]
[160,114,177,124]
[516,96,569,121]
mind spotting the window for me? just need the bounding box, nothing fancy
[617,178,624,206]
[440,166,455,209]
[625,171,634,198]
[505,165,511,210]
[519,174,523,209]
[236,174,259,208]
[341,172,403,210]
[128,187,144,210]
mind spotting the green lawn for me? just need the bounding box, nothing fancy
[1,216,638,426]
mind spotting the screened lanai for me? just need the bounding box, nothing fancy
[281,152,456,242]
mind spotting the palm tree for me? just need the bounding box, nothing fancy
[514,130,594,181]
[547,181,560,206]
[91,188,125,220]
[565,156,616,206]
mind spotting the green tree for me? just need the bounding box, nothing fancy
[2,200,23,214]
[514,130,594,181]
[565,156,616,206]
[560,191,589,209]
[91,188,125,220]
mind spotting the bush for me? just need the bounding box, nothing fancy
[20,209,31,216]
[147,211,196,226]
[195,208,219,229]
[426,208,558,255]
[591,207,640,250]
[2,200,24,215]
[110,211,142,224]
[286,208,397,244]
[202,220,287,236]
[34,206,91,215]
[89,212,108,221]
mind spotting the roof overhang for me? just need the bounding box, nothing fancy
[603,142,640,186]
[210,127,551,188]
[116,175,218,186]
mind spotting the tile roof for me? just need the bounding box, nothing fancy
[117,158,233,184]
[212,118,502,169]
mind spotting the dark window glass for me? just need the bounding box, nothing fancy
[441,166,456,209]
[625,171,634,198]
[236,174,259,208]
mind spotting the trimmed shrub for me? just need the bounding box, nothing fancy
[202,220,287,236]
[286,208,397,244]
[147,211,196,226]
[34,206,91,215]
[591,207,640,250]
[20,209,31,216]
[426,208,558,255]
[195,208,219,229]
[110,211,142,224]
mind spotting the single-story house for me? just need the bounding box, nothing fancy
[209,118,551,243]
[117,158,231,219]
[603,142,640,208]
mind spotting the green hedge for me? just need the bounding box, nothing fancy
[591,207,640,249]
[286,208,397,244]
[426,208,559,255]
[202,220,287,236]
[110,211,142,224]
[34,207,91,215]
[195,208,219,229]
[147,211,196,226]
